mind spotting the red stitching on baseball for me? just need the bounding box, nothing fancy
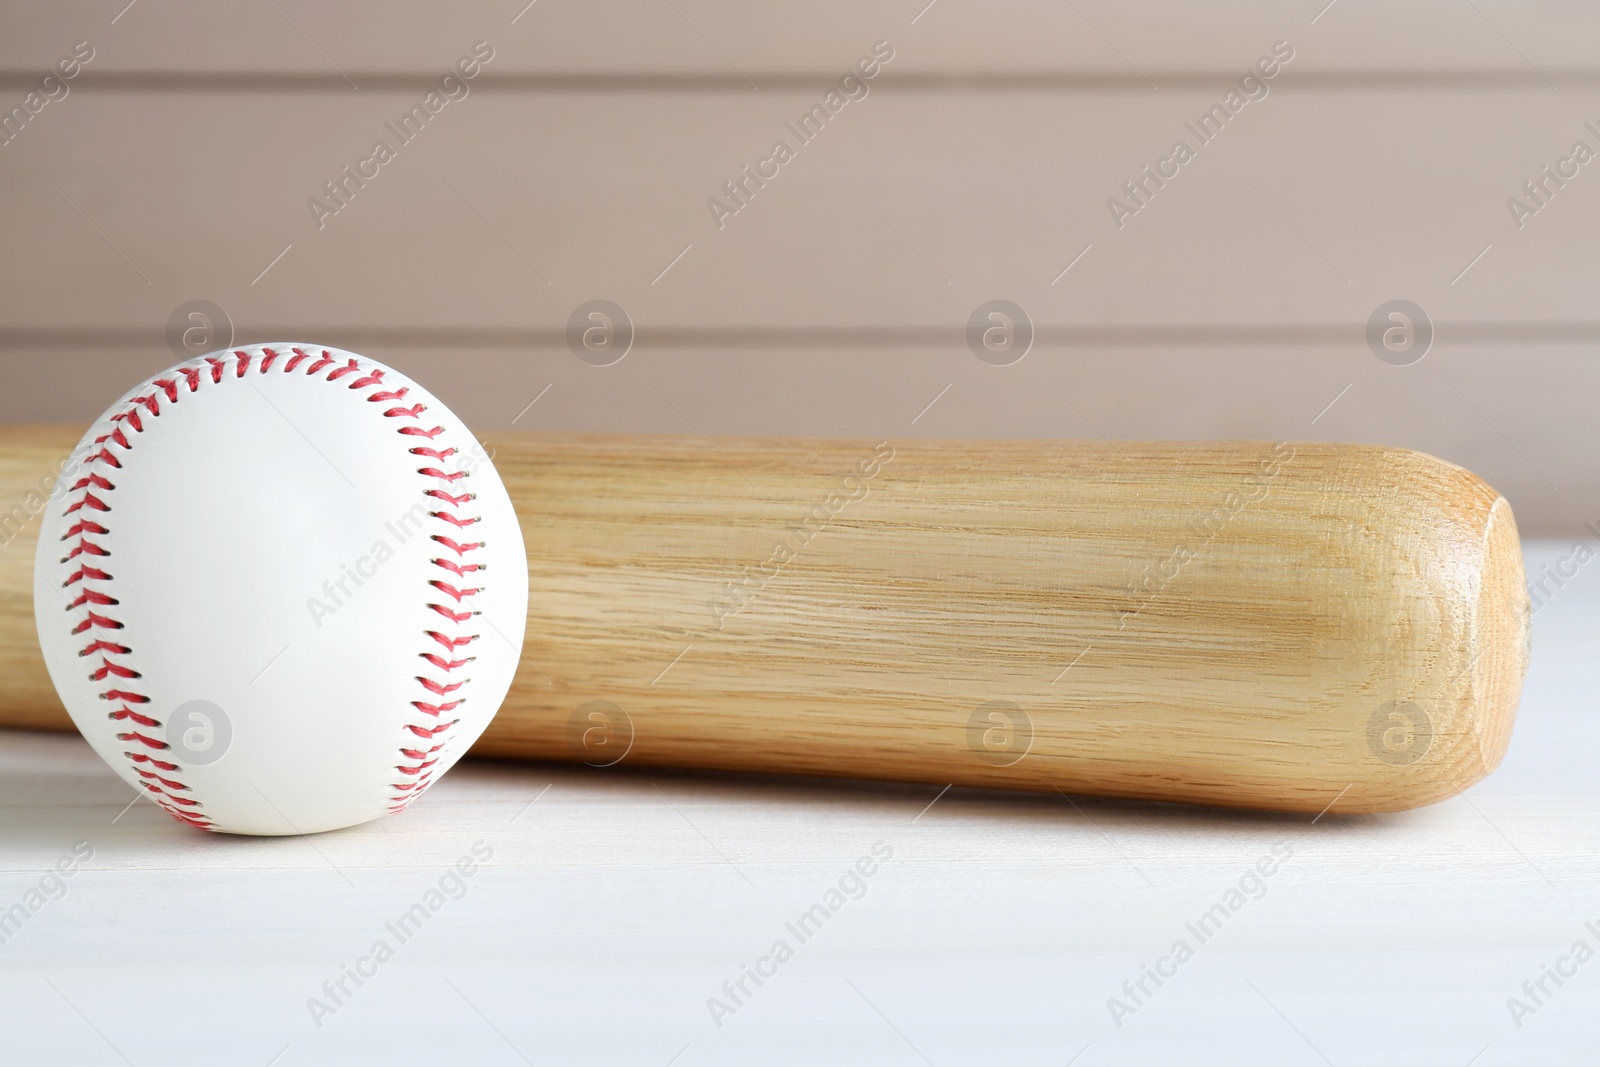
[71,611,121,633]
[424,631,476,651]
[429,511,479,530]
[404,720,457,739]
[421,653,473,671]
[71,473,114,491]
[137,769,190,791]
[66,566,112,586]
[428,605,478,623]
[431,535,484,555]
[89,659,139,680]
[126,752,180,771]
[428,580,481,601]
[397,762,438,776]
[56,346,491,827]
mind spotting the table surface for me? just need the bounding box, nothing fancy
[1,538,1595,1066]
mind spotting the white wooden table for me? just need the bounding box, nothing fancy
[1,538,1594,1065]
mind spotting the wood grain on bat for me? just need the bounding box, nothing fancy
[0,427,1529,813]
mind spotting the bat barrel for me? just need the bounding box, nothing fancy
[478,434,1529,814]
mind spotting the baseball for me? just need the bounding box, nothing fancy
[32,345,528,835]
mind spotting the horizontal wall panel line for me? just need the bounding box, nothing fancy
[4,70,1600,93]
[5,324,1600,350]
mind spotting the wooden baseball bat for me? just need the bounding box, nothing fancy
[0,427,1528,814]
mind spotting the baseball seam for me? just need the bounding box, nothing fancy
[56,346,485,831]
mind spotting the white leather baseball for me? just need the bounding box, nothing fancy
[33,345,527,835]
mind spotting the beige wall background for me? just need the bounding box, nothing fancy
[1,1,1597,534]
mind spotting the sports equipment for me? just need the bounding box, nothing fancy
[7,350,1529,819]
[31,346,527,835]
[470,433,1527,814]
